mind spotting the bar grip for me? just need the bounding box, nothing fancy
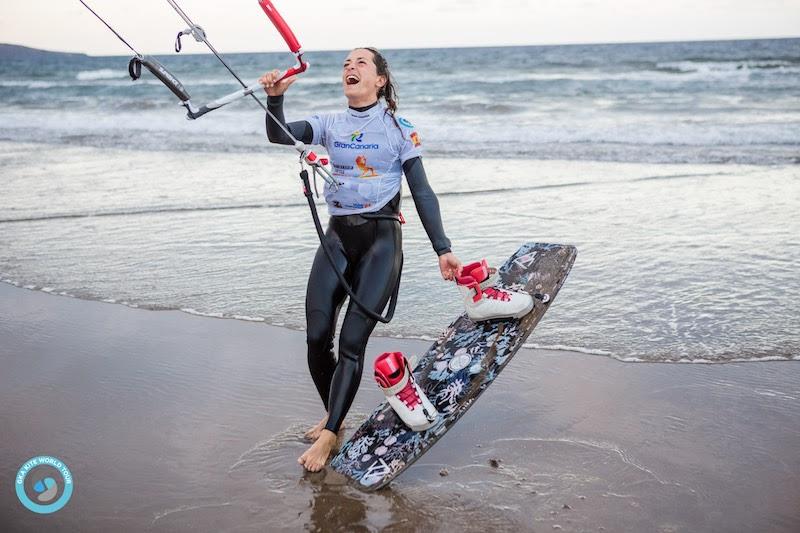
[258,0,302,53]
[132,56,191,102]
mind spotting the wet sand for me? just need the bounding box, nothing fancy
[1,282,798,532]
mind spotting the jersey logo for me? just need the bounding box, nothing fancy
[351,131,364,142]
[334,140,379,149]
[398,117,414,129]
[355,155,377,178]
[410,131,421,147]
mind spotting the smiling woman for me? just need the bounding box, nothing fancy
[343,47,399,115]
[259,47,463,472]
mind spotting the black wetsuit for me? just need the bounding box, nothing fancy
[266,96,451,433]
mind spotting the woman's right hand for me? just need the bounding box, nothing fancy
[259,69,298,97]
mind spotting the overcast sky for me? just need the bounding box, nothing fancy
[2,0,798,55]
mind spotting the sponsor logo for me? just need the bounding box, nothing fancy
[448,353,472,371]
[398,117,414,129]
[355,155,377,178]
[15,456,73,514]
[513,252,538,269]
[361,458,392,486]
[350,131,364,142]
[332,199,372,210]
[333,163,354,171]
[410,131,421,147]
[334,141,380,150]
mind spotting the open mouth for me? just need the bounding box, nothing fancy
[346,75,360,86]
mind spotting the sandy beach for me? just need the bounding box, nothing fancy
[1,282,798,531]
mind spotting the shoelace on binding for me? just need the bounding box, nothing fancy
[397,377,422,409]
[484,287,512,302]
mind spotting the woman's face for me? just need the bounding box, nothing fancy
[342,48,386,103]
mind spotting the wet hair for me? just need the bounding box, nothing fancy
[361,47,398,117]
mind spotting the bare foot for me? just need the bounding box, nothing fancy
[304,415,328,442]
[305,416,347,442]
[298,429,338,472]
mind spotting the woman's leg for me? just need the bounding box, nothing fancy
[305,228,349,409]
[324,219,402,433]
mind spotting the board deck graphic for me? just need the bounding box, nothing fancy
[329,242,577,490]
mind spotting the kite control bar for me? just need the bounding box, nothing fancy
[174,0,310,120]
[79,0,312,121]
[164,0,309,119]
[79,0,407,323]
[78,0,337,185]
[170,0,310,118]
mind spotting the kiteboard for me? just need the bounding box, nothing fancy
[329,242,577,490]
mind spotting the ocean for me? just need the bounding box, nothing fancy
[1,38,799,363]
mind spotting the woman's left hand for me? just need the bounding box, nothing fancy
[438,252,462,281]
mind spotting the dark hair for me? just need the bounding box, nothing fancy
[362,47,398,116]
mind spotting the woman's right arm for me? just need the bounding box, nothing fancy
[259,69,313,145]
[265,95,313,145]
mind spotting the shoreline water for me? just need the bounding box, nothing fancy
[2,278,798,367]
[2,139,798,364]
[2,282,799,532]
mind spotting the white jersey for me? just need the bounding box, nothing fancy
[307,103,422,216]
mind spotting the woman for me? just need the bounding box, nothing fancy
[260,47,461,472]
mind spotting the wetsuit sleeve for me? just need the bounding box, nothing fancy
[265,95,313,145]
[403,156,452,256]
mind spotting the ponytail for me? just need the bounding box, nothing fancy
[363,47,399,120]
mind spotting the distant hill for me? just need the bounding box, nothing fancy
[0,43,89,61]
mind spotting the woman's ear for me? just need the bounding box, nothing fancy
[376,75,387,89]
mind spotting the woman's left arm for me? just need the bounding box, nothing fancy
[403,156,462,280]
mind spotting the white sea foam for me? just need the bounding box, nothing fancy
[75,69,126,81]
[523,343,614,357]
[2,278,796,365]
[656,59,798,74]
[0,80,61,89]
[522,343,799,364]
[231,314,266,322]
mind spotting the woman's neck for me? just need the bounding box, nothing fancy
[348,100,379,112]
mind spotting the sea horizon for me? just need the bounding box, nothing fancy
[3,35,799,58]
